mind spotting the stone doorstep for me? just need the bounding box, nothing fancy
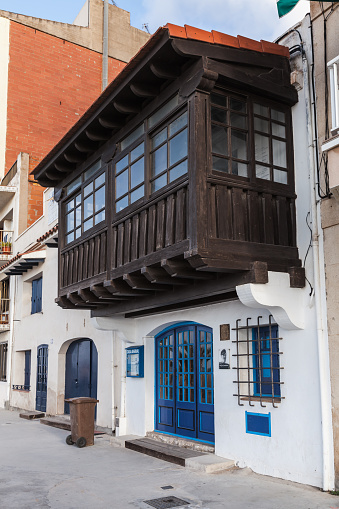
[146,430,215,453]
[112,435,234,474]
[39,415,106,435]
[19,411,45,420]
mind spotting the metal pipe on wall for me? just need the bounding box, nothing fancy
[102,0,109,91]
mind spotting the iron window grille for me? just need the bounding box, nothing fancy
[0,342,8,382]
[232,315,284,408]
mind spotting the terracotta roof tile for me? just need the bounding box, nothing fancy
[36,224,58,243]
[184,24,214,43]
[165,23,289,59]
[212,31,239,48]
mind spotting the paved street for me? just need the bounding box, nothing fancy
[0,408,337,509]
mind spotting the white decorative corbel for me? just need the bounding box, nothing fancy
[236,271,305,330]
[91,316,137,343]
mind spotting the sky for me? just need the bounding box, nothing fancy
[0,0,310,42]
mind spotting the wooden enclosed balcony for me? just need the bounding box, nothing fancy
[32,24,304,316]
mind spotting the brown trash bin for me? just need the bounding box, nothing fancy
[64,397,99,448]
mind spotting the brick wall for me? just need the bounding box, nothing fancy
[6,21,125,226]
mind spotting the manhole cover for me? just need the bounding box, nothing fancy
[144,496,189,508]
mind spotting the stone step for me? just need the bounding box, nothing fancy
[19,411,45,420]
[40,415,105,434]
[146,431,215,453]
[124,437,235,473]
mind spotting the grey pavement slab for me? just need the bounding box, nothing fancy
[0,408,337,509]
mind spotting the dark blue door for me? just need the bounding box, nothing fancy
[155,324,214,443]
[64,339,98,414]
[253,325,280,397]
[36,345,48,412]
[24,350,31,390]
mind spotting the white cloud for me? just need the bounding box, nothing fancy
[141,0,309,43]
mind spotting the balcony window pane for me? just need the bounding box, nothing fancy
[83,217,93,232]
[84,160,101,181]
[131,142,144,162]
[95,186,105,212]
[256,164,270,180]
[75,194,81,206]
[148,95,179,128]
[255,133,270,164]
[95,210,105,224]
[66,232,74,243]
[254,103,269,117]
[274,168,288,184]
[116,155,128,174]
[66,176,81,195]
[273,139,287,167]
[84,183,93,198]
[231,130,247,160]
[232,161,248,177]
[151,174,167,193]
[84,195,93,219]
[66,213,74,232]
[254,117,269,133]
[116,170,128,198]
[230,98,246,113]
[212,125,228,156]
[212,156,228,173]
[75,208,81,227]
[152,145,167,177]
[272,122,286,138]
[66,200,74,213]
[131,185,144,204]
[169,128,187,166]
[169,160,188,182]
[211,107,227,124]
[131,157,144,188]
[169,112,187,136]
[211,93,226,107]
[152,128,167,150]
[121,124,144,151]
[271,109,285,122]
[75,227,81,239]
[230,113,246,129]
[116,195,128,212]
[95,173,105,188]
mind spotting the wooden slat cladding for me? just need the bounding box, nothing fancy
[112,187,188,269]
[208,183,296,247]
[60,230,107,289]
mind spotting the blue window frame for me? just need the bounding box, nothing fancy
[252,325,280,397]
[24,350,31,389]
[246,411,271,437]
[31,277,42,314]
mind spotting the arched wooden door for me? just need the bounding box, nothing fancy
[64,339,98,414]
[155,324,214,443]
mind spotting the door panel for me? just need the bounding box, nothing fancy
[36,345,48,412]
[64,339,98,414]
[155,324,214,443]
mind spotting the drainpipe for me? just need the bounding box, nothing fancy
[111,332,115,433]
[303,18,334,491]
[102,0,109,91]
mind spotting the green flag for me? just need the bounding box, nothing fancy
[277,0,300,17]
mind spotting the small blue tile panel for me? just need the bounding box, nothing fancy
[245,411,271,437]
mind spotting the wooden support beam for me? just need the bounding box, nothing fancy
[67,292,96,307]
[141,266,189,285]
[98,116,124,129]
[123,273,168,291]
[54,161,75,173]
[85,128,111,142]
[161,259,211,279]
[103,278,147,296]
[74,140,98,153]
[130,83,159,98]
[90,284,127,300]
[113,100,141,115]
[150,62,179,79]
[64,150,86,163]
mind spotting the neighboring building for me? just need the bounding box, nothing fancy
[0,1,149,420]
[33,23,331,489]
[308,2,339,489]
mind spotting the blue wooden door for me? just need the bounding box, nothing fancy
[155,324,214,443]
[64,339,98,414]
[24,350,31,390]
[253,325,280,397]
[36,345,48,412]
